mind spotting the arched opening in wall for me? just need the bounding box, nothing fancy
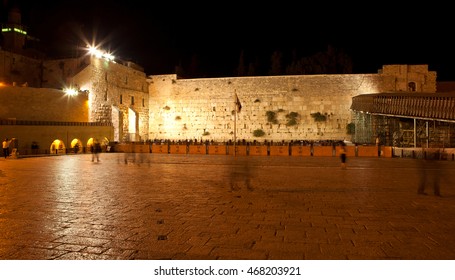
[112,106,121,142]
[70,138,83,154]
[128,107,138,141]
[50,139,65,155]
[87,138,94,150]
[408,82,416,92]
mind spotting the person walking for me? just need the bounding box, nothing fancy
[91,139,101,162]
[418,149,441,196]
[2,138,11,159]
[339,141,347,169]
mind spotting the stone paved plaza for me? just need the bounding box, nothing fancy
[0,153,454,260]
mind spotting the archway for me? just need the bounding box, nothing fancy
[128,107,138,141]
[50,139,65,154]
[70,138,83,154]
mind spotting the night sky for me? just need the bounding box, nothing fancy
[3,1,455,80]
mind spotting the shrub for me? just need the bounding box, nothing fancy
[253,129,265,137]
[311,112,326,122]
[266,111,278,124]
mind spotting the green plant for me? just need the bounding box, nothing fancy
[253,129,265,137]
[163,105,170,110]
[311,112,326,122]
[266,111,278,124]
[287,112,299,119]
[285,112,299,126]
[202,131,210,136]
[286,119,297,126]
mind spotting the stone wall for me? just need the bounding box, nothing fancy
[0,49,438,145]
[71,57,149,142]
[0,86,89,122]
[0,50,42,87]
[0,124,113,155]
[147,65,436,142]
[0,80,113,155]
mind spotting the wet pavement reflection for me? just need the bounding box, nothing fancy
[0,153,454,259]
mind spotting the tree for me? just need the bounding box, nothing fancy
[236,50,246,77]
[269,50,283,76]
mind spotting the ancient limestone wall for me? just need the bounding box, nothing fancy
[0,86,88,122]
[72,57,149,141]
[42,56,91,89]
[380,64,437,92]
[0,50,438,145]
[148,65,436,142]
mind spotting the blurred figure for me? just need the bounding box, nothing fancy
[3,138,10,158]
[338,141,347,169]
[124,142,136,164]
[74,143,80,154]
[91,139,101,162]
[418,149,441,196]
[228,157,253,192]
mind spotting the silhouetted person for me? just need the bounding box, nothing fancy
[418,149,441,196]
[91,140,101,162]
[74,143,80,154]
[339,142,347,169]
[2,138,11,158]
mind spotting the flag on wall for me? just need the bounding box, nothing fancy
[234,92,242,113]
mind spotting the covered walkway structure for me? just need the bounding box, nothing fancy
[350,92,455,148]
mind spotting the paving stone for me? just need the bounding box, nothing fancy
[1,154,455,259]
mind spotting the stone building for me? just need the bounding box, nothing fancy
[1,45,438,154]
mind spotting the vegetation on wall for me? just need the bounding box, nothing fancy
[311,112,327,122]
[266,111,278,124]
[175,116,181,120]
[253,129,265,137]
[163,105,170,110]
[285,112,299,126]
[202,131,210,136]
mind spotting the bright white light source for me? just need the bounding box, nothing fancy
[64,88,78,96]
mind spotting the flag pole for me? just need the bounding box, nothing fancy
[234,90,237,156]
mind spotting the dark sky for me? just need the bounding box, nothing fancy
[3,1,455,80]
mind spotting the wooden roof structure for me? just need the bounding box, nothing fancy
[350,92,455,122]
